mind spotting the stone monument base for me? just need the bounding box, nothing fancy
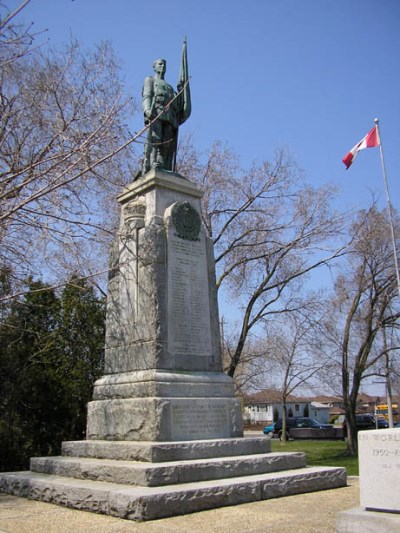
[0,437,346,521]
[86,371,243,442]
[86,397,243,441]
[336,506,400,533]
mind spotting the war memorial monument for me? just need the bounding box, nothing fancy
[0,42,346,521]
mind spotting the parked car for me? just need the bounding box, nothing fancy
[375,416,389,429]
[342,413,389,437]
[359,414,388,429]
[263,417,332,440]
[263,422,276,437]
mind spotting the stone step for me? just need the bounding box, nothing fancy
[61,437,270,462]
[0,466,347,521]
[31,452,306,487]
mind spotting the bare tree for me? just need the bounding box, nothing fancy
[0,0,39,68]
[221,330,275,398]
[180,141,346,380]
[256,302,328,441]
[389,352,400,400]
[0,2,139,292]
[318,205,400,454]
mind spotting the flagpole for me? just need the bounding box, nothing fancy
[374,118,400,299]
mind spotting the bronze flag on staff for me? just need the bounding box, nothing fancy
[172,37,191,171]
[178,36,191,124]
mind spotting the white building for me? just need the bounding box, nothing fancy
[309,402,330,424]
[243,390,310,424]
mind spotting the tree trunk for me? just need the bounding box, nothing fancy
[344,402,358,455]
[344,380,361,455]
[281,398,288,442]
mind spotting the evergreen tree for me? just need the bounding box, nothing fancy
[56,275,105,440]
[0,279,61,470]
[0,276,105,471]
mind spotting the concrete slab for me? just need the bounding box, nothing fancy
[61,437,271,462]
[0,466,346,521]
[0,477,359,532]
[30,452,306,487]
[336,506,400,532]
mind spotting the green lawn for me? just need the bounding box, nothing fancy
[271,439,359,476]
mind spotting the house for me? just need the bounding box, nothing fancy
[308,402,330,424]
[243,389,400,426]
[243,389,310,424]
[356,393,379,413]
[300,394,344,422]
[308,395,343,410]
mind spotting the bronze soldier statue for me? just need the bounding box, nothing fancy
[141,40,191,175]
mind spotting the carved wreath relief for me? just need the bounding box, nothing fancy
[171,202,201,241]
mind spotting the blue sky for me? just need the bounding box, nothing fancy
[13,0,400,214]
[8,0,399,394]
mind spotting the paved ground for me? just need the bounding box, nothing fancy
[0,477,359,533]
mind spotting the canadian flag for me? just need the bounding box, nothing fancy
[342,126,380,169]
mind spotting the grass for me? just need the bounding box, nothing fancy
[271,439,359,476]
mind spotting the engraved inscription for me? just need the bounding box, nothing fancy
[167,227,212,356]
[172,403,229,440]
[360,432,400,472]
[359,433,400,442]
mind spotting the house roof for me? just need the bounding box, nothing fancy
[292,394,342,404]
[310,402,331,409]
[244,389,304,405]
[243,389,400,407]
[357,393,378,404]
